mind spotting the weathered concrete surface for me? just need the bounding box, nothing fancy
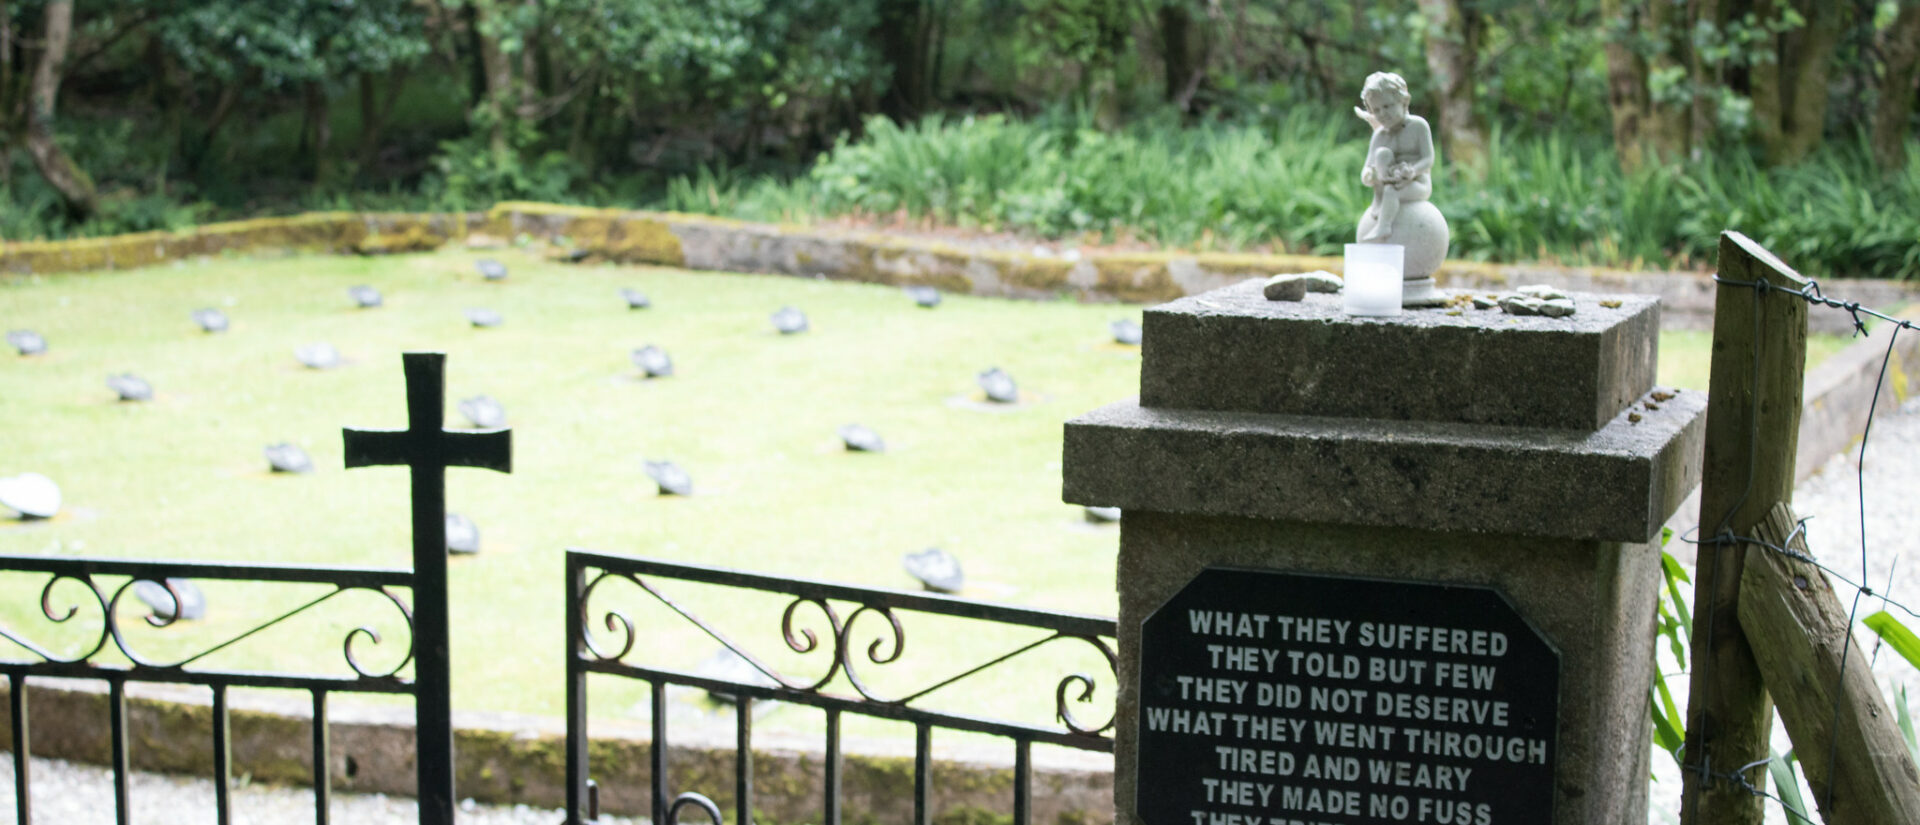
[1069,278,1702,825]
[0,678,1113,823]
[1065,387,1704,543]
[1138,280,1661,429]
[1109,513,1659,825]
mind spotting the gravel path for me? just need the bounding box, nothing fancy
[1648,395,1920,824]
[6,399,1918,825]
[0,753,643,825]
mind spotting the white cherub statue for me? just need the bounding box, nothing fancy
[1353,71,1451,305]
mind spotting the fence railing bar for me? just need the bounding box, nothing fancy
[213,684,232,825]
[10,672,29,825]
[735,700,753,825]
[0,661,414,693]
[824,708,841,825]
[312,689,330,825]
[584,660,1113,750]
[0,555,413,586]
[565,556,590,825]
[651,680,668,825]
[913,722,931,825]
[570,552,1114,636]
[1013,738,1031,825]
[109,677,130,825]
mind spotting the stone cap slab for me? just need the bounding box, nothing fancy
[1139,279,1660,430]
[1063,386,1704,543]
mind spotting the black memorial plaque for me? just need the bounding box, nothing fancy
[1138,568,1557,825]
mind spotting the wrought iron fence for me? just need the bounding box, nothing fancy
[0,555,417,825]
[564,550,1120,825]
[2,351,504,825]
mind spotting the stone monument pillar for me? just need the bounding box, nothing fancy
[1064,281,1704,825]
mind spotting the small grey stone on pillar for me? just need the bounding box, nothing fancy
[1064,279,1703,825]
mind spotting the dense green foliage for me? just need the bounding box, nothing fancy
[662,112,1920,278]
[0,1,1915,277]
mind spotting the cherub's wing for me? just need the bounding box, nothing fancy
[1353,106,1383,132]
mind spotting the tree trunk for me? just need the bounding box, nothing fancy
[25,0,96,222]
[1157,2,1201,110]
[1688,0,1723,160]
[1871,1,1920,170]
[1600,0,1653,171]
[1,0,13,128]
[357,65,409,180]
[1753,1,1845,166]
[1644,0,1692,161]
[1417,0,1486,169]
[188,74,244,176]
[305,81,332,184]
[474,1,514,161]
[877,0,933,122]
[514,0,539,123]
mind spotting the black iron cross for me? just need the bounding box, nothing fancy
[343,352,510,825]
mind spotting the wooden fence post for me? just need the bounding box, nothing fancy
[1680,232,1809,825]
[1739,502,1920,824]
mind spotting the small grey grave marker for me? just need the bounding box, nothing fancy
[107,373,153,401]
[645,460,692,496]
[770,306,809,334]
[296,342,341,369]
[191,308,229,333]
[837,424,885,453]
[133,578,207,621]
[976,367,1018,403]
[458,395,507,428]
[476,259,508,281]
[445,512,481,555]
[8,329,47,355]
[620,288,651,309]
[0,472,61,519]
[349,285,383,308]
[465,308,503,328]
[264,443,315,474]
[902,547,963,594]
[905,285,942,308]
[632,345,673,378]
[1109,319,1143,346]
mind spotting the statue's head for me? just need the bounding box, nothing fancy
[1360,72,1411,109]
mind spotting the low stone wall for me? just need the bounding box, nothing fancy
[0,212,482,275]
[8,202,1914,333]
[0,678,1113,823]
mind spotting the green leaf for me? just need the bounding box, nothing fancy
[1863,611,1920,670]
[1767,750,1815,825]
[1899,686,1919,768]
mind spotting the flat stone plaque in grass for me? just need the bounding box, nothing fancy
[1137,567,1557,825]
[8,329,47,355]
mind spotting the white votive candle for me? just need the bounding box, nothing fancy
[1343,243,1404,317]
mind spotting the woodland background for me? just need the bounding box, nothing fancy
[2,1,1917,277]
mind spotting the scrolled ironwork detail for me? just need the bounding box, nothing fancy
[0,568,417,684]
[343,586,417,679]
[776,596,843,691]
[666,791,724,825]
[837,603,908,703]
[580,570,638,662]
[0,573,112,663]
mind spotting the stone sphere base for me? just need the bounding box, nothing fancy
[1356,199,1450,281]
